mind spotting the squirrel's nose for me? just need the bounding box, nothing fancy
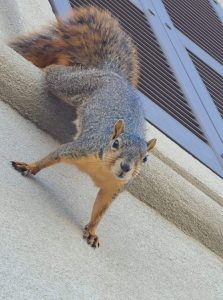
[120,163,131,173]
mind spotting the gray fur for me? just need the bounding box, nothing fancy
[46,65,147,161]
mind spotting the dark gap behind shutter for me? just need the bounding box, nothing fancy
[163,0,223,64]
[69,0,208,143]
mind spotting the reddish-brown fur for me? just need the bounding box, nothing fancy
[9,6,139,86]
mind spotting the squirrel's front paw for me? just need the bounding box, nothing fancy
[11,161,38,176]
[83,227,100,248]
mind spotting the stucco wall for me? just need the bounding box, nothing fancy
[0,1,223,298]
[0,0,55,41]
[1,100,223,300]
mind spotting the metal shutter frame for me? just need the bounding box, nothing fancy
[148,0,223,173]
[176,30,223,77]
[209,0,223,24]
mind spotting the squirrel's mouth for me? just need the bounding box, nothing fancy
[114,170,128,181]
[117,171,125,179]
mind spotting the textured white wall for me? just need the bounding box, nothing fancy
[0,0,55,41]
[1,100,223,300]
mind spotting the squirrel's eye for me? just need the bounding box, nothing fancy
[143,155,148,163]
[112,139,119,149]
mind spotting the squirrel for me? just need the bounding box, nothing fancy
[10,6,157,248]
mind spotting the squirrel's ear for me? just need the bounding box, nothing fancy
[112,119,125,139]
[147,138,157,151]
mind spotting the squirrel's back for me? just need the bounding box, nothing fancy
[10,6,139,86]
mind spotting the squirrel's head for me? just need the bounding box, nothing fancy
[102,119,156,182]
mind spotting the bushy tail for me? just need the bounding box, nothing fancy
[9,6,139,86]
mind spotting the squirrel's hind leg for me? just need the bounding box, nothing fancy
[83,187,121,248]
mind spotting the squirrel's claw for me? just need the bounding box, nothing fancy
[11,161,33,176]
[83,229,100,248]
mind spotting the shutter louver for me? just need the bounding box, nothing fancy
[163,0,223,64]
[189,51,223,119]
[70,0,208,143]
